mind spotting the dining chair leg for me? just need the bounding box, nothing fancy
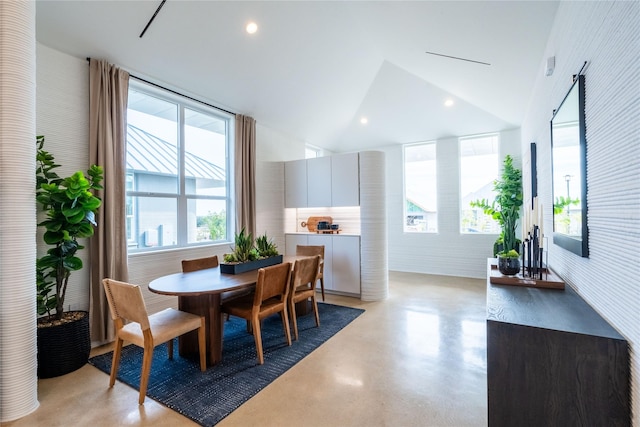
[280,309,292,346]
[167,337,174,360]
[319,277,325,301]
[109,337,124,388]
[139,343,154,404]
[251,317,264,365]
[288,300,299,341]
[197,318,206,371]
[311,296,321,327]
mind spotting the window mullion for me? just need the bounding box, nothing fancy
[177,104,188,246]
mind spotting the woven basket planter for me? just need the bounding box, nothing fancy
[37,310,91,378]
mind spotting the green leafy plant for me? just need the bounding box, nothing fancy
[470,154,523,256]
[223,227,258,263]
[553,196,580,215]
[198,209,226,241]
[255,232,279,258]
[223,228,280,263]
[501,249,520,259]
[36,135,104,320]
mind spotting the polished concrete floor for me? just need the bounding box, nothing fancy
[6,272,488,427]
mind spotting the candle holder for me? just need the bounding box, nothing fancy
[521,224,546,280]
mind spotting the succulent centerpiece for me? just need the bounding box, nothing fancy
[221,229,282,274]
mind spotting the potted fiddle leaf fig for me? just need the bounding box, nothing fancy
[470,154,523,274]
[35,135,104,378]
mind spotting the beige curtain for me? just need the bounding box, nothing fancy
[234,114,256,236]
[88,59,130,343]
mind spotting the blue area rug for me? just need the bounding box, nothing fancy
[89,302,364,426]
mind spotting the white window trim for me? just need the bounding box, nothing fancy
[127,80,235,252]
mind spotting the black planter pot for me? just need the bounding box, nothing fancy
[497,255,521,276]
[37,310,91,378]
[220,255,283,274]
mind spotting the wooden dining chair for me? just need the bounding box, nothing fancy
[181,255,252,323]
[220,262,292,365]
[296,245,325,301]
[288,255,322,340]
[181,255,220,273]
[102,278,206,404]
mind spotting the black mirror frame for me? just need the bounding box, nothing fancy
[550,74,588,257]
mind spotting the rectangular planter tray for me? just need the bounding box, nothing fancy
[489,264,565,290]
[220,255,283,275]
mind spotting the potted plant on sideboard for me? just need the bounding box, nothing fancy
[35,135,104,378]
[470,154,523,275]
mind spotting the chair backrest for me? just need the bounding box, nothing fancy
[102,278,151,330]
[290,255,321,292]
[253,262,292,306]
[296,245,324,275]
[181,255,219,273]
[296,245,324,259]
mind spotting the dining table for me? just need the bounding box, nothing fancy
[147,255,314,366]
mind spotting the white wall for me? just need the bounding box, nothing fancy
[36,43,91,313]
[521,2,639,423]
[380,128,521,278]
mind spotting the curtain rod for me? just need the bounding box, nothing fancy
[86,57,235,116]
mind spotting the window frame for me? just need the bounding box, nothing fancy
[126,79,235,252]
[403,140,438,233]
[459,133,500,235]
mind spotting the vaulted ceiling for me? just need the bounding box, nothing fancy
[36,1,559,153]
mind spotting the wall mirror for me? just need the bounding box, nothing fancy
[551,74,588,257]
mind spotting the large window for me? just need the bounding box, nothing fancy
[126,81,233,251]
[404,142,437,232]
[460,134,500,233]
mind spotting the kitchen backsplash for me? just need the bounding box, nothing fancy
[285,206,361,235]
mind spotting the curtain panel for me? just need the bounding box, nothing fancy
[234,114,256,237]
[88,59,130,343]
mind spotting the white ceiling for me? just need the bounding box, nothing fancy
[36,0,559,153]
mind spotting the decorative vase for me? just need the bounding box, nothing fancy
[497,255,521,276]
[37,310,91,378]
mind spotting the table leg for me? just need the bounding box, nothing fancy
[178,294,223,366]
[295,298,312,316]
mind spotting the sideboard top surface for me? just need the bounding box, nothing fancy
[486,259,625,340]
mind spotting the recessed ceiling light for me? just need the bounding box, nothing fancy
[360,117,368,125]
[246,22,258,34]
[444,99,454,107]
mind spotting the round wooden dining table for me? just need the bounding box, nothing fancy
[148,255,312,366]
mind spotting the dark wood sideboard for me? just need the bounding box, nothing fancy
[486,259,630,426]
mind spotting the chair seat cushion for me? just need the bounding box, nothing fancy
[119,308,202,346]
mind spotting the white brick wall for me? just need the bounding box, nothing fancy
[521,2,640,423]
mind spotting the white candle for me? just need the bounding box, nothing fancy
[539,204,544,240]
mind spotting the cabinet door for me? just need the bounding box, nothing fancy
[285,159,307,208]
[308,234,332,291]
[306,156,331,207]
[331,236,361,295]
[331,152,359,206]
[285,234,308,256]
